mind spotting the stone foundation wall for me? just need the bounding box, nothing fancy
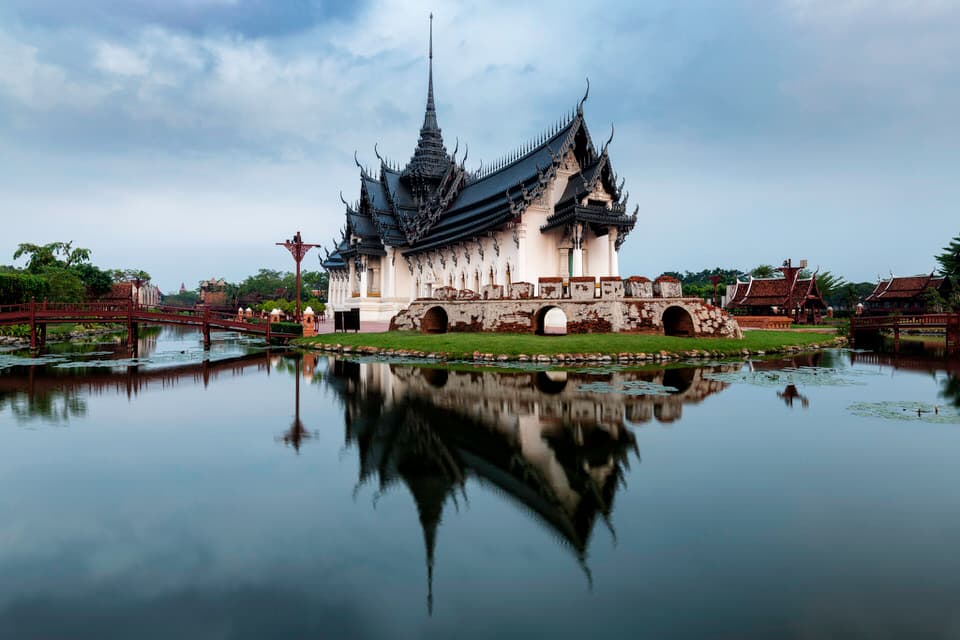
[391,297,741,338]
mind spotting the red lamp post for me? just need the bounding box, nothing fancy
[276,231,320,322]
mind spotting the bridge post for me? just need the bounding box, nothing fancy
[29,298,37,352]
[202,306,211,350]
[947,313,960,356]
[127,299,135,348]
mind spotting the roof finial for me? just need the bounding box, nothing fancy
[577,77,590,115]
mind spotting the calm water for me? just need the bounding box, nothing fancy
[2,328,960,639]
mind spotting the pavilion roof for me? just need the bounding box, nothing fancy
[865,274,946,301]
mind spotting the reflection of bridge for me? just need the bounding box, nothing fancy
[849,350,960,375]
[0,301,299,350]
[850,313,960,355]
[0,350,275,407]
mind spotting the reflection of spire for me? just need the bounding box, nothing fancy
[404,471,453,617]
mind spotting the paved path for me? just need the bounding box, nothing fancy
[311,320,391,335]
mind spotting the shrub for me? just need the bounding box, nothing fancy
[0,272,50,304]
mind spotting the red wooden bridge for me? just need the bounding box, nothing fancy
[0,300,301,350]
[850,313,960,355]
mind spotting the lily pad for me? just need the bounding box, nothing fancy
[704,365,877,388]
[848,401,960,424]
[578,380,677,396]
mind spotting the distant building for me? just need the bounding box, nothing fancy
[101,281,160,307]
[199,278,228,307]
[726,272,827,324]
[864,273,953,315]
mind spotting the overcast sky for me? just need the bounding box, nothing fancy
[2,0,958,292]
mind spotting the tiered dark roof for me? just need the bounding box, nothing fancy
[322,23,636,269]
[727,272,826,310]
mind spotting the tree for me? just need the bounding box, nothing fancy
[936,233,960,278]
[73,263,113,296]
[812,271,846,302]
[111,268,152,283]
[40,267,86,302]
[13,241,91,273]
[750,265,779,279]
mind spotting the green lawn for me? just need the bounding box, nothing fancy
[297,330,842,358]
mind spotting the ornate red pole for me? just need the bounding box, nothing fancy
[276,231,320,322]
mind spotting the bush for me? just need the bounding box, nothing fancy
[271,321,303,336]
[0,272,50,304]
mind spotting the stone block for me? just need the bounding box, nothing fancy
[507,282,535,299]
[570,276,596,300]
[600,277,624,299]
[624,276,653,298]
[456,289,479,301]
[538,277,563,300]
[653,276,683,298]
[481,284,504,300]
[433,286,458,301]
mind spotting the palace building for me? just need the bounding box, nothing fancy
[322,18,637,322]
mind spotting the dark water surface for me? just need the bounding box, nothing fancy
[2,328,960,639]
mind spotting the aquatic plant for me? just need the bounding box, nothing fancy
[848,401,960,424]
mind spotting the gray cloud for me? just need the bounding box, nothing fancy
[0,0,958,290]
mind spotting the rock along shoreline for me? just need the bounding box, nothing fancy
[302,335,849,364]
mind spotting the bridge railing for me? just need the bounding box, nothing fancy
[852,314,955,329]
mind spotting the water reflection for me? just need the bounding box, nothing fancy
[0,328,273,425]
[323,358,734,613]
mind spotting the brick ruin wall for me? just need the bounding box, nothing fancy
[390,277,742,338]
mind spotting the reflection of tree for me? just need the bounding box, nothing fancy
[940,375,960,408]
[0,387,88,424]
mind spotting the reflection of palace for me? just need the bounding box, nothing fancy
[324,359,732,613]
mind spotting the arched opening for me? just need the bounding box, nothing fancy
[421,306,448,334]
[422,367,449,388]
[505,264,512,287]
[535,370,568,394]
[535,306,568,335]
[489,267,495,286]
[662,306,695,337]
[474,270,480,291]
[662,367,695,394]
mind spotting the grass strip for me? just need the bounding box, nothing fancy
[297,330,843,358]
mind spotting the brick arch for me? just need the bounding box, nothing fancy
[661,305,696,337]
[535,305,568,335]
[421,306,448,334]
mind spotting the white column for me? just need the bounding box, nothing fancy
[608,228,619,277]
[385,249,395,298]
[517,225,527,283]
[572,224,584,277]
[348,260,357,299]
[359,258,368,298]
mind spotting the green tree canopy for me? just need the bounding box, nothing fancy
[750,265,779,279]
[936,233,960,278]
[13,241,92,273]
